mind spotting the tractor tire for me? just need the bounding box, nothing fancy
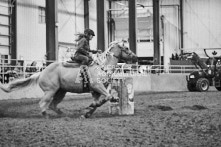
[215,86,221,91]
[214,80,221,91]
[187,83,197,92]
[196,78,209,92]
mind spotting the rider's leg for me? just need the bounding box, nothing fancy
[75,54,89,65]
[81,56,89,65]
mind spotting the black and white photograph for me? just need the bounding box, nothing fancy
[0,0,221,146]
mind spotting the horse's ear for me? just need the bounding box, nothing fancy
[118,41,124,47]
[122,39,127,46]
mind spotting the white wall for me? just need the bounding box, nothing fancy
[159,0,221,63]
[183,0,221,55]
[89,0,97,50]
[11,0,221,62]
[17,0,46,61]
[58,0,84,43]
[16,0,90,62]
[161,5,180,68]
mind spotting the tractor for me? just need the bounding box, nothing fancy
[186,49,221,92]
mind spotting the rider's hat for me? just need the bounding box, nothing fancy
[84,29,95,36]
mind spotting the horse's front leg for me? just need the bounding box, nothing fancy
[83,84,112,118]
[84,97,109,118]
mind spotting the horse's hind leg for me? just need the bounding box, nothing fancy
[49,89,66,115]
[39,91,56,117]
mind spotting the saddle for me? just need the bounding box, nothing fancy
[62,62,80,68]
[62,57,94,68]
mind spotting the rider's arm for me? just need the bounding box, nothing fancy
[89,50,98,54]
[89,49,102,54]
[76,38,89,55]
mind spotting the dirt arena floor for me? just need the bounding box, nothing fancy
[0,91,221,147]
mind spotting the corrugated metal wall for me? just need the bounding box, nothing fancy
[2,0,221,62]
[183,0,221,55]
[160,0,221,61]
[0,0,10,56]
[17,0,90,61]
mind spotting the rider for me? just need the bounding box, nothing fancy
[72,29,100,66]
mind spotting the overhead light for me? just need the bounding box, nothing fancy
[116,2,145,8]
[116,2,126,7]
[137,3,145,8]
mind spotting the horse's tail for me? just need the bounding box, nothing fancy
[0,72,40,93]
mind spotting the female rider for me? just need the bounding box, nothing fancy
[72,29,100,65]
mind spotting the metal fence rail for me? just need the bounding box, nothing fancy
[114,64,197,75]
[0,59,197,83]
[0,59,48,83]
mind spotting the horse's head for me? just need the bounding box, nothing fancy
[109,41,137,63]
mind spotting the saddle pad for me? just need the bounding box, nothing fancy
[80,66,90,92]
[62,62,80,68]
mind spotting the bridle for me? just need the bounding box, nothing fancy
[94,42,134,67]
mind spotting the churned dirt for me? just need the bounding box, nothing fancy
[0,91,221,147]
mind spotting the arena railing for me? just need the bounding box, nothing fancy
[114,64,197,75]
[0,59,197,83]
[0,59,49,83]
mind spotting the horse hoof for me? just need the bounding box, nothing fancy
[41,111,50,119]
[80,115,86,120]
[42,111,46,116]
[56,109,64,115]
[64,116,72,121]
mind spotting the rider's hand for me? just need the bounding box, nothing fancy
[90,50,97,54]
[89,52,93,56]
